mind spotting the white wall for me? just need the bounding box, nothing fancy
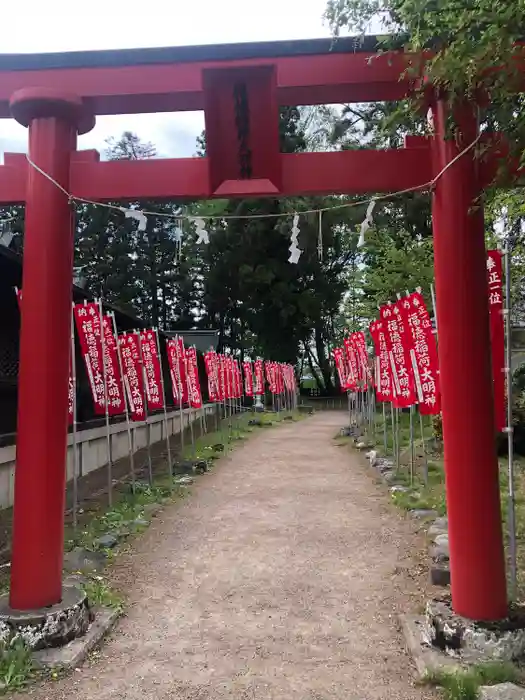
[0,405,216,510]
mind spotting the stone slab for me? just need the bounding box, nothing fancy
[434,533,449,547]
[479,684,525,699]
[33,606,120,669]
[428,524,448,538]
[410,509,438,519]
[399,614,460,679]
[63,547,107,574]
[430,566,451,587]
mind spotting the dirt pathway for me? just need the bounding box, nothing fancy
[23,412,435,700]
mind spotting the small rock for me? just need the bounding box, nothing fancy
[249,419,263,427]
[194,460,208,474]
[430,565,451,587]
[430,545,450,564]
[428,523,448,538]
[432,516,448,530]
[133,518,149,528]
[64,547,107,574]
[95,533,118,549]
[212,443,225,452]
[479,683,525,700]
[410,509,438,519]
[434,533,449,548]
[173,460,195,474]
[390,485,410,494]
[176,476,194,486]
[365,450,378,466]
[382,471,396,483]
[283,415,294,421]
[115,527,131,539]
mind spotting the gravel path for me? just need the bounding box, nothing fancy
[22,412,436,700]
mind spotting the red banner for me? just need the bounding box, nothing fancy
[204,351,221,402]
[400,292,441,415]
[234,360,242,398]
[487,250,506,432]
[265,361,278,394]
[101,316,125,415]
[333,348,347,390]
[139,330,164,412]
[343,336,359,391]
[166,336,188,406]
[284,364,296,392]
[381,302,417,408]
[18,289,75,424]
[254,359,264,395]
[353,331,373,387]
[185,346,203,409]
[224,356,233,399]
[74,303,106,415]
[119,332,146,422]
[369,320,393,402]
[218,355,227,401]
[243,361,254,396]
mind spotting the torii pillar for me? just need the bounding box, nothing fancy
[431,100,507,620]
[8,89,94,610]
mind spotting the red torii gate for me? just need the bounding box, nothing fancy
[0,36,510,620]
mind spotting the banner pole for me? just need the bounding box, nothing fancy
[409,404,415,486]
[390,403,396,465]
[418,408,429,484]
[137,330,153,485]
[396,407,401,470]
[111,313,135,491]
[98,298,113,508]
[382,402,387,454]
[176,338,185,460]
[184,348,197,461]
[154,328,173,486]
[71,302,79,529]
[504,244,517,600]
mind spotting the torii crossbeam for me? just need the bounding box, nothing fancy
[0,36,514,620]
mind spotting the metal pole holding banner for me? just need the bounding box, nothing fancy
[98,298,113,507]
[184,348,197,460]
[70,303,79,529]
[137,330,153,485]
[154,328,173,485]
[382,402,388,454]
[390,403,397,468]
[419,409,429,484]
[111,313,136,491]
[504,244,517,600]
[409,404,415,485]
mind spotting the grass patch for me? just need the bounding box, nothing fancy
[425,661,522,700]
[81,577,124,612]
[0,639,34,693]
[64,480,177,554]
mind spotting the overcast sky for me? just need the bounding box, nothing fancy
[0,0,335,160]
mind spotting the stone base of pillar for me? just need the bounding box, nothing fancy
[0,584,92,650]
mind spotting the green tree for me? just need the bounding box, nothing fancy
[74,132,194,328]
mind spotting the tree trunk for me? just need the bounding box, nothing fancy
[315,325,334,394]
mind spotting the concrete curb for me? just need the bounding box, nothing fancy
[399,613,460,678]
[34,606,121,669]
